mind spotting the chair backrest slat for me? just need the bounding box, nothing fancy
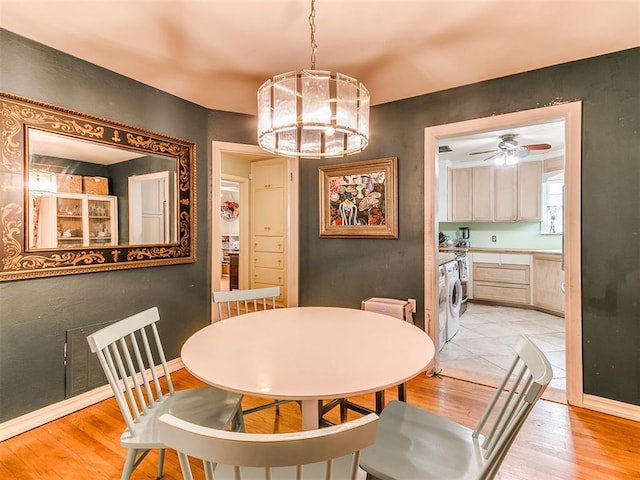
[97,347,138,431]
[118,335,149,414]
[213,287,280,321]
[158,412,379,480]
[471,335,553,478]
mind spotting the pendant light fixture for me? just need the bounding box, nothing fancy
[257,0,370,158]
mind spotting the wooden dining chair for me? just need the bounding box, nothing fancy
[86,307,244,480]
[212,285,280,320]
[212,286,293,415]
[359,335,553,480]
[158,412,379,480]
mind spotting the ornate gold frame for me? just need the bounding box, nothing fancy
[0,92,196,281]
[319,157,398,238]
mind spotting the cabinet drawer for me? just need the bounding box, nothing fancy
[474,282,530,304]
[253,252,284,269]
[474,263,529,285]
[253,236,284,252]
[253,267,285,285]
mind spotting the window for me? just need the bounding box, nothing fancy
[542,174,563,234]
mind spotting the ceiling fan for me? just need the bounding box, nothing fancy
[470,134,551,165]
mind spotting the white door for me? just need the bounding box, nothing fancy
[129,171,171,244]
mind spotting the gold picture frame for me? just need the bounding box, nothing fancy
[319,157,398,238]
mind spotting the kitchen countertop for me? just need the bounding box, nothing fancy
[469,247,562,255]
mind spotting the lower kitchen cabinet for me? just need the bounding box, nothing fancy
[532,254,565,314]
[473,262,531,305]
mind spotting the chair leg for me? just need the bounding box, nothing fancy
[121,449,138,480]
[157,448,165,479]
[398,382,407,402]
[375,390,386,414]
[339,398,348,423]
[232,407,245,432]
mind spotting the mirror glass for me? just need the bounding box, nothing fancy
[27,129,178,249]
[0,92,195,281]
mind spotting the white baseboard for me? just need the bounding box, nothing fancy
[582,393,640,422]
[0,358,184,442]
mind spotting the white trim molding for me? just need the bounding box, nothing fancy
[582,394,640,422]
[0,358,184,442]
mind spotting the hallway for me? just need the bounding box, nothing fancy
[438,302,566,402]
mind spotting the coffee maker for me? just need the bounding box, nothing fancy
[457,227,470,247]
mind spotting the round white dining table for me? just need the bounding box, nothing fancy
[181,306,435,430]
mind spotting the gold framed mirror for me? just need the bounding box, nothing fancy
[0,92,196,281]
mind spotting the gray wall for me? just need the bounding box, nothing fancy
[0,29,252,422]
[1,27,638,423]
[299,48,640,406]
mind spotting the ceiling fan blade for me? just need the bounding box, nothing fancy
[470,149,498,155]
[523,143,551,151]
[483,152,501,162]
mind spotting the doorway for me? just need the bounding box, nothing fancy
[211,141,299,322]
[128,171,174,244]
[423,102,583,406]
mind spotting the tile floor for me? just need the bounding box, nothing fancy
[438,302,566,403]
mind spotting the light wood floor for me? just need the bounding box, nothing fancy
[1,369,638,480]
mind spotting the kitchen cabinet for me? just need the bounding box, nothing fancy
[250,158,287,305]
[449,167,472,222]
[532,253,565,314]
[472,166,494,221]
[448,162,542,222]
[494,166,518,221]
[517,161,543,221]
[29,192,117,249]
[472,253,531,305]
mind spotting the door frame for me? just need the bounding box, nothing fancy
[211,141,299,321]
[128,170,172,244]
[423,102,583,406]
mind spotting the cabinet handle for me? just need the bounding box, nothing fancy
[277,243,281,249]
[560,282,566,294]
[277,260,281,265]
[254,258,258,263]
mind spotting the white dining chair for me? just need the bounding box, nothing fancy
[213,286,280,320]
[86,307,244,480]
[212,286,293,415]
[158,411,380,480]
[359,335,553,480]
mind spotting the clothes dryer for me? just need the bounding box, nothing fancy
[444,260,462,341]
[437,264,448,351]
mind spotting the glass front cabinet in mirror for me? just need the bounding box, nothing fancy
[0,92,196,281]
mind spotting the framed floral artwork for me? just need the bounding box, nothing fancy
[318,157,397,238]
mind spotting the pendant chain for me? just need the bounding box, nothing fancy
[309,0,317,69]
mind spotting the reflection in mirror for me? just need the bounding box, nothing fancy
[27,129,177,249]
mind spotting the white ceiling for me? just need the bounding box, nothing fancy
[1,0,638,116]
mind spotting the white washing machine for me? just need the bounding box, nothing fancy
[444,260,462,341]
[437,264,448,351]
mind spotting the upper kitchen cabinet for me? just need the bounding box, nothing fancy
[472,166,494,221]
[449,167,473,221]
[517,161,543,221]
[447,161,542,222]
